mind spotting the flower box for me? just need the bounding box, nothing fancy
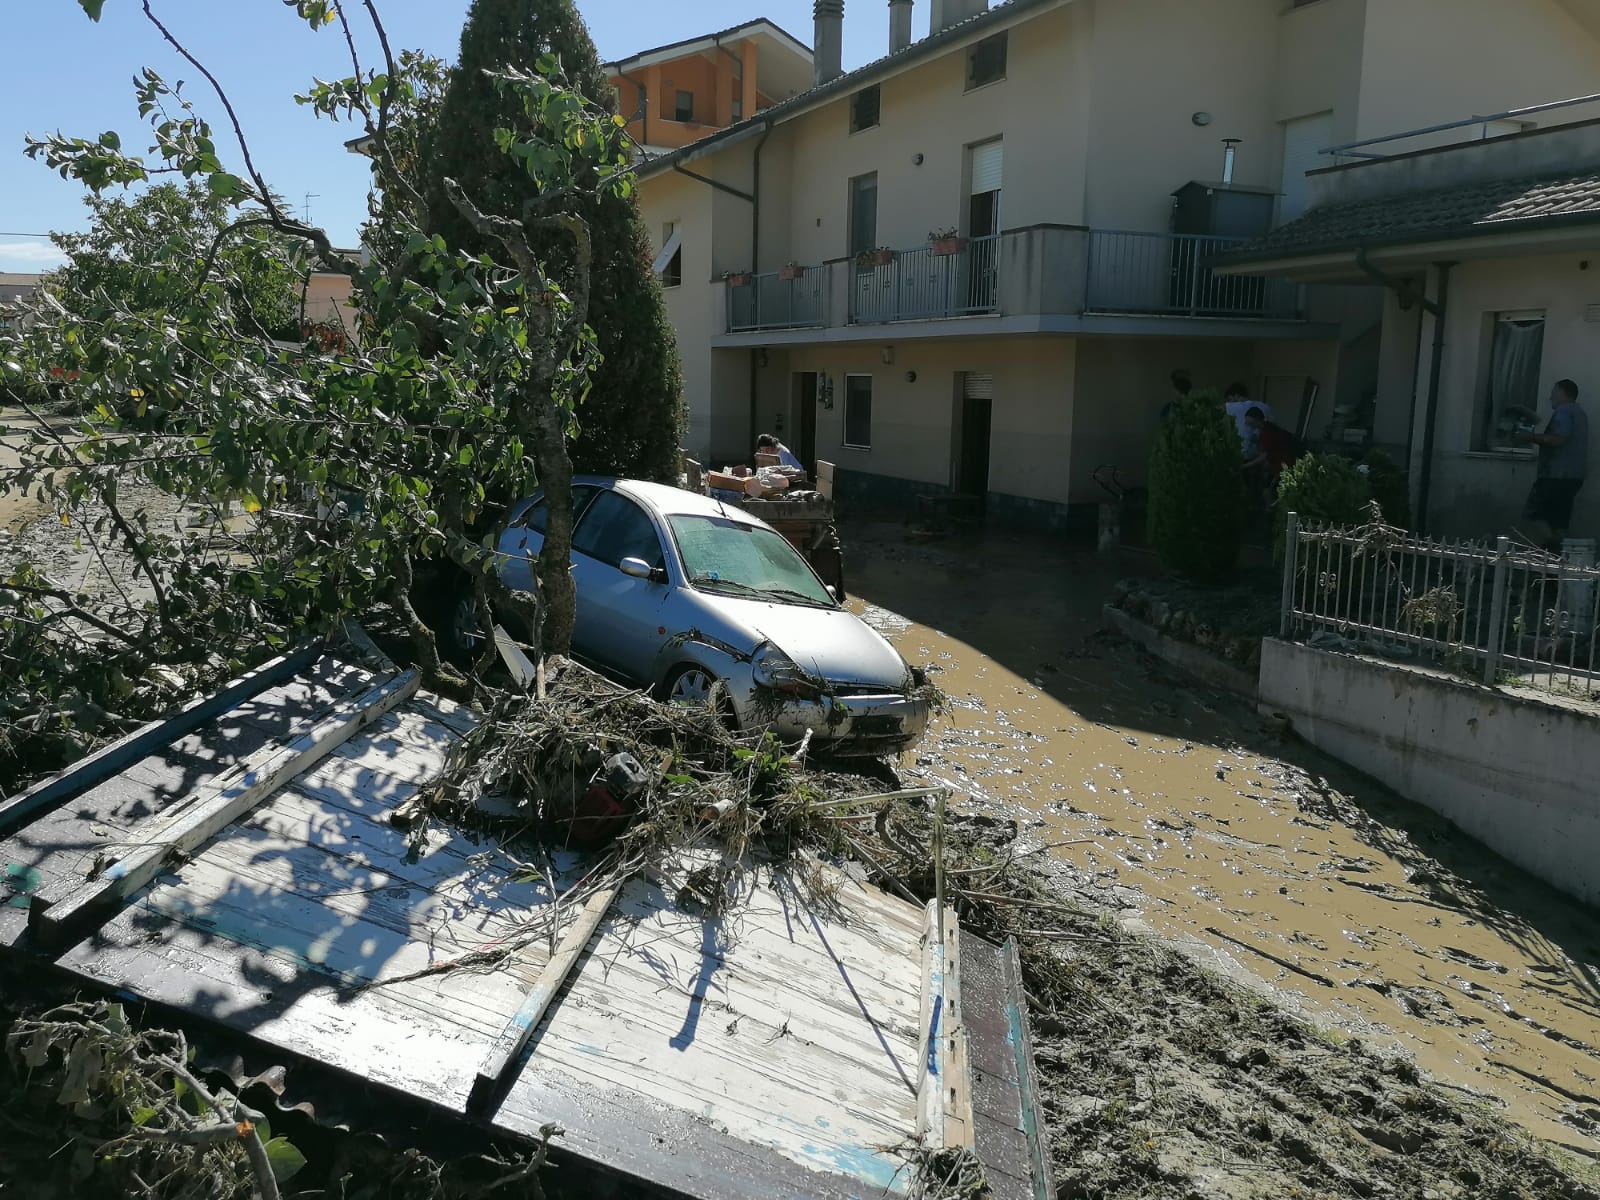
[931,237,967,257]
[861,249,894,268]
[779,264,806,281]
[724,273,753,288]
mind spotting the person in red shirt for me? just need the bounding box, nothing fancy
[1243,406,1300,500]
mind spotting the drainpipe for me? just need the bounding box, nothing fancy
[748,125,773,450]
[1415,261,1455,534]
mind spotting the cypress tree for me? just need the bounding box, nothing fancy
[426,0,684,481]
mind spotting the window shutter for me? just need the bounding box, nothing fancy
[970,140,1004,195]
[963,372,995,400]
[651,228,683,276]
[1279,113,1332,224]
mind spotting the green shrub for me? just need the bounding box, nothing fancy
[1147,389,1245,581]
[1360,447,1411,529]
[1275,453,1371,555]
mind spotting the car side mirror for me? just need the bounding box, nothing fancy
[827,586,841,601]
[620,557,655,580]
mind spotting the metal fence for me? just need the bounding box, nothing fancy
[1281,512,1600,696]
[1085,230,1303,320]
[726,265,831,333]
[849,235,1000,325]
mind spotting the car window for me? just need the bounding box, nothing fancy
[572,491,664,569]
[517,486,599,534]
[668,515,834,606]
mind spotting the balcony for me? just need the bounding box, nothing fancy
[726,265,830,333]
[1084,230,1304,320]
[718,227,1303,336]
[849,235,1001,324]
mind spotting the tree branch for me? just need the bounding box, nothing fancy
[0,582,146,647]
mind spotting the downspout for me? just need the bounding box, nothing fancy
[1415,261,1456,534]
[748,125,773,453]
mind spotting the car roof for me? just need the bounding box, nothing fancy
[578,476,771,527]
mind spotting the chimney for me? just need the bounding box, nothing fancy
[814,0,844,86]
[930,0,987,34]
[889,0,913,53]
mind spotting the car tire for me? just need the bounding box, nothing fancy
[660,664,739,728]
[438,582,489,668]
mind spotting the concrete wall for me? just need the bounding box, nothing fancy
[1083,0,1284,231]
[1274,0,1366,138]
[780,337,1076,505]
[1355,0,1600,152]
[1259,638,1600,908]
[1409,252,1600,537]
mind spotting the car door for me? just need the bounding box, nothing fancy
[568,489,674,679]
[499,486,600,593]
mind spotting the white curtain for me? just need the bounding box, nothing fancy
[1485,317,1545,445]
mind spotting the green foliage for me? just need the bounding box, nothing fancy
[422,0,685,482]
[1147,390,1245,582]
[41,182,305,346]
[1275,452,1373,555]
[1360,447,1411,529]
[2,5,641,786]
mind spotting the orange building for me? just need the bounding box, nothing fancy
[604,19,814,155]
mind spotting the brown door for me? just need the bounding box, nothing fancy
[796,372,819,473]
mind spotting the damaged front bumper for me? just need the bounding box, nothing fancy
[741,687,932,756]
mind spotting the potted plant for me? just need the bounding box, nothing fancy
[929,227,966,256]
[721,269,753,287]
[779,261,806,281]
[855,246,895,269]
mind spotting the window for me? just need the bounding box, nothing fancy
[675,90,695,123]
[573,491,664,569]
[669,516,835,606]
[850,85,880,134]
[966,33,1007,90]
[1477,312,1546,450]
[844,375,873,449]
[516,486,600,534]
[848,173,879,260]
[653,222,683,288]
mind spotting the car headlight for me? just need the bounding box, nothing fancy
[750,643,821,697]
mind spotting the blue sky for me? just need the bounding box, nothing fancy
[1,0,914,273]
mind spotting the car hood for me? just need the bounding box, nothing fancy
[703,596,913,691]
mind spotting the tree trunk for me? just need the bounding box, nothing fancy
[528,388,577,657]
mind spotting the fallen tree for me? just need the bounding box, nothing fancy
[1,0,665,790]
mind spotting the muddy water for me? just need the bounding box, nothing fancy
[848,523,1600,1157]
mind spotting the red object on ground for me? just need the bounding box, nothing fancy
[567,784,632,848]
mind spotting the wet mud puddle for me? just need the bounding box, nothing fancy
[849,532,1600,1157]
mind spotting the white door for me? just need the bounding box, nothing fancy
[1279,112,1333,225]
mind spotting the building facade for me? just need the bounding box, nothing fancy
[604,20,814,156]
[1223,117,1600,541]
[634,0,1600,528]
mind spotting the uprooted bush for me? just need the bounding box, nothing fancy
[1274,451,1372,556]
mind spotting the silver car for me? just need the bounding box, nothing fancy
[492,478,931,756]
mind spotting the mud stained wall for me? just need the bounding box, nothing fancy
[1259,638,1600,908]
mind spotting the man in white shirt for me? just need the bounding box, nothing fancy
[1225,382,1269,455]
[756,433,803,472]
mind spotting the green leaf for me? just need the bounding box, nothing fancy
[458,445,474,466]
[263,1137,308,1184]
[207,172,244,199]
[131,1105,161,1128]
[78,0,106,19]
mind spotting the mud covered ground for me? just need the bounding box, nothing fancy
[850,520,1600,1196]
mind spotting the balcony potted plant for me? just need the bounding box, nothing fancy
[721,268,753,287]
[929,227,966,256]
[855,246,895,269]
[779,260,806,281]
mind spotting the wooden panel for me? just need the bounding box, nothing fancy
[0,645,322,838]
[34,671,421,947]
[57,912,484,1110]
[503,862,928,1192]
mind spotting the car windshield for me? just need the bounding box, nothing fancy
[668,515,836,607]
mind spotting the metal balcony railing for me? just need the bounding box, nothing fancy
[1085,230,1303,320]
[725,266,831,333]
[848,234,1000,325]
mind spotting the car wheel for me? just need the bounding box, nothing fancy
[661,665,739,728]
[440,586,489,668]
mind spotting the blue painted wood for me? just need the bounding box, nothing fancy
[0,644,322,838]
[1003,937,1055,1200]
